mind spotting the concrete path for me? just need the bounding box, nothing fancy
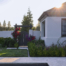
[0,57,66,66]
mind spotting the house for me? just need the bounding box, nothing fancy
[38,2,66,47]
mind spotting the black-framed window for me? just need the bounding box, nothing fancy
[62,19,66,37]
[44,21,45,37]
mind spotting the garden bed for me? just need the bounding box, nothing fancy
[28,40,66,57]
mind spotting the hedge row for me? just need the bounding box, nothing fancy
[0,37,16,47]
[28,41,66,57]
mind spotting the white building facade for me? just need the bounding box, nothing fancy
[40,17,66,47]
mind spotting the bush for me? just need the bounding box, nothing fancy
[28,40,66,57]
[3,37,16,47]
[0,37,16,47]
[14,42,19,49]
[0,37,5,47]
[36,46,43,57]
[28,40,45,57]
[28,42,36,56]
[43,48,48,57]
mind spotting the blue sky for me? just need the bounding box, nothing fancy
[0,0,66,27]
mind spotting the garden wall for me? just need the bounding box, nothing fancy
[0,31,13,38]
[29,29,41,40]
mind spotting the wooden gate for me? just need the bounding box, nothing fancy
[19,31,28,46]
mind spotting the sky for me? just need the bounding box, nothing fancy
[0,0,66,27]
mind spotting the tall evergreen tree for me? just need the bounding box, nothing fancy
[3,20,6,30]
[0,22,1,27]
[21,15,30,32]
[0,22,2,31]
[8,21,11,28]
[8,21,11,30]
[21,8,33,32]
[27,8,33,26]
[3,20,6,28]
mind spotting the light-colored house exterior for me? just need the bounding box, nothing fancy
[38,2,66,47]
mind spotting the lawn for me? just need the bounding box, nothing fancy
[0,48,28,57]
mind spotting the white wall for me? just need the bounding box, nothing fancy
[40,17,66,47]
[29,30,41,40]
[0,31,13,38]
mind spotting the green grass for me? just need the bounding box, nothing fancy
[0,48,28,57]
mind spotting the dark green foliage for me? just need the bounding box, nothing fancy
[28,42,36,56]
[0,37,5,46]
[21,15,30,32]
[21,8,33,32]
[0,37,16,47]
[28,41,66,57]
[28,40,45,57]
[14,42,19,49]
[4,37,16,47]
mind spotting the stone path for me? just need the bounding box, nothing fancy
[0,57,66,66]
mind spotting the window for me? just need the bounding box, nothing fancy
[44,21,45,37]
[62,19,66,37]
[42,21,45,37]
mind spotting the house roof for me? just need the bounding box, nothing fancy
[38,2,66,21]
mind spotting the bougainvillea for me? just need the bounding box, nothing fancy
[11,27,20,41]
[26,35,35,41]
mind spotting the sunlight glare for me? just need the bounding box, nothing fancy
[56,4,62,8]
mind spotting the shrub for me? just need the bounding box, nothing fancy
[28,39,66,57]
[14,42,19,49]
[36,46,43,57]
[2,37,16,47]
[28,42,36,57]
[43,48,47,56]
[28,40,45,57]
[0,37,5,47]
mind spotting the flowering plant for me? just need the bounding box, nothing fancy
[26,35,35,41]
[11,27,20,42]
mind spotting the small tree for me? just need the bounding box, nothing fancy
[0,22,1,27]
[36,21,40,31]
[8,21,11,30]
[3,20,6,30]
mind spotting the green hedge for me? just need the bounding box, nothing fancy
[28,41,66,57]
[0,37,16,47]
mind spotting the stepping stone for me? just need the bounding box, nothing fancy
[0,58,19,63]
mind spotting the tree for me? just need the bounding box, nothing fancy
[8,21,11,28]
[0,22,1,27]
[27,8,33,26]
[21,8,33,32]
[21,15,30,32]
[3,20,6,27]
[0,22,2,31]
[8,21,11,30]
[32,27,36,30]
[36,21,40,31]
[3,20,6,30]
